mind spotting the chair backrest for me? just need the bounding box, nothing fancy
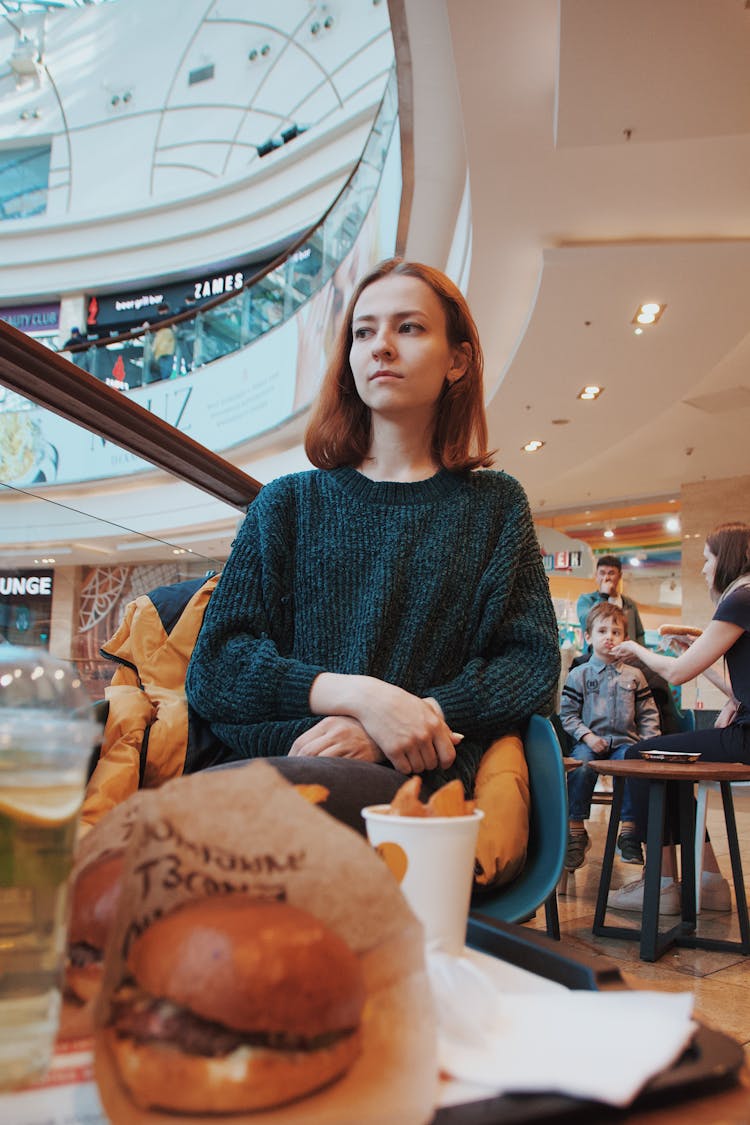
[675,707,696,733]
[470,714,568,924]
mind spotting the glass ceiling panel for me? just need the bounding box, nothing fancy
[0,2,115,12]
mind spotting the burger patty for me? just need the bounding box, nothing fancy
[110,991,355,1057]
[68,941,103,968]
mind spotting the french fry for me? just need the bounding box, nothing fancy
[293,784,330,805]
[425,780,467,818]
[388,777,475,818]
[389,776,427,817]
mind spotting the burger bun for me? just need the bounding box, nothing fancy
[657,624,702,637]
[104,1026,362,1113]
[66,850,124,1003]
[108,899,366,1113]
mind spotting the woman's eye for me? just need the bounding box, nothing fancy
[353,327,372,339]
[400,322,422,333]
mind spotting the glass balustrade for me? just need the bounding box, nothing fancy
[0,404,242,697]
[68,67,399,394]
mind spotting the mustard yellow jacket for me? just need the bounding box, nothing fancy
[81,574,220,830]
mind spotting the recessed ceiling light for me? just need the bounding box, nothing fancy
[603,528,615,539]
[577,385,603,401]
[629,557,641,567]
[634,327,643,336]
[522,439,544,452]
[631,302,666,327]
[665,516,680,533]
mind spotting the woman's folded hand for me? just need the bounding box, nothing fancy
[289,716,386,762]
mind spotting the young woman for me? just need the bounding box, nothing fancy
[186,258,560,885]
[608,522,750,912]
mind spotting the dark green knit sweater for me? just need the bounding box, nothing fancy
[185,466,560,794]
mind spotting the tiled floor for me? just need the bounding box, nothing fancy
[524,786,750,1067]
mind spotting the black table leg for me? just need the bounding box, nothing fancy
[721,781,750,954]
[640,779,668,961]
[678,780,697,929]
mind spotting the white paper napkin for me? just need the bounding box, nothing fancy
[427,950,696,1107]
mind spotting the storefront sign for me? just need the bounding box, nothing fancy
[543,551,583,572]
[85,252,287,330]
[0,570,53,646]
[0,303,60,334]
[0,572,53,596]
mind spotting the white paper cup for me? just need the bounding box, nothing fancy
[362,805,483,955]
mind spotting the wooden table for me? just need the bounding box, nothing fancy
[590,759,750,961]
[4,947,747,1125]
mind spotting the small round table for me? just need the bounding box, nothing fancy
[589,758,750,962]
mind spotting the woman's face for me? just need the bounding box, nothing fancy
[702,543,718,592]
[348,274,467,418]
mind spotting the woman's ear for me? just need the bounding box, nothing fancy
[446,341,471,384]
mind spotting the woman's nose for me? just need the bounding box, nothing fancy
[372,328,395,357]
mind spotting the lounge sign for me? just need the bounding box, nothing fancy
[0,571,52,598]
[0,572,53,597]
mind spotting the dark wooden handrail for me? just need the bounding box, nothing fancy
[0,319,261,511]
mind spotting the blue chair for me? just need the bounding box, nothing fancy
[470,714,568,939]
[675,707,696,734]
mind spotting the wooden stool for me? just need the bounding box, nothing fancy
[590,759,750,962]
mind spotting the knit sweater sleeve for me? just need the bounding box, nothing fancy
[428,479,560,739]
[208,717,322,758]
[185,481,326,730]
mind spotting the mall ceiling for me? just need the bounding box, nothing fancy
[444,0,750,570]
[2,1,748,576]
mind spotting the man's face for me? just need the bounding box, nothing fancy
[596,565,621,596]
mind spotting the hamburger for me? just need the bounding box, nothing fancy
[657,624,702,638]
[103,898,366,1113]
[67,850,125,1003]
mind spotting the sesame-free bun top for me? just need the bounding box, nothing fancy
[68,850,125,949]
[126,898,366,1038]
[657,624,702,637]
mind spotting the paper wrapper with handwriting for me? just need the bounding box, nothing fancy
[92,761,437,1125]
[73,789,143,878]
[61,792,146,1039]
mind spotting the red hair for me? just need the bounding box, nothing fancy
[304,259,494,471]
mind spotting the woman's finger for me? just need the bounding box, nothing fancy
[434,732,457,769]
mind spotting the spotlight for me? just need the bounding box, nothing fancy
[577,385,603,401]
[631,302,666,327]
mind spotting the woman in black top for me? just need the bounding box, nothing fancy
[607,522,750,913]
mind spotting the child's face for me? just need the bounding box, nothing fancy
[586,616,626,662]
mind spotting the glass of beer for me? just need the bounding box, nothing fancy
[0,648,99,1089]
